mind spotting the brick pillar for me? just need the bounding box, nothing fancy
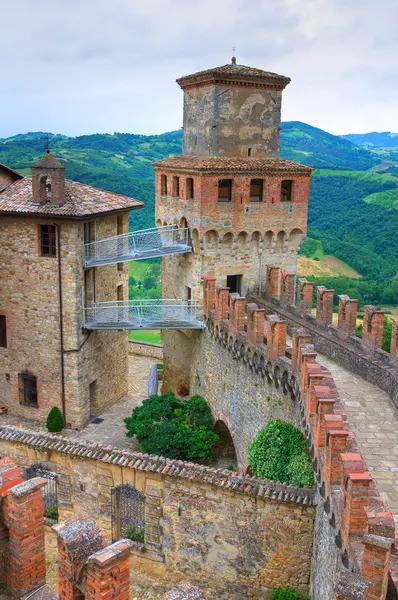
[203,276,216,315]
[0,458,24,589]
[266,266,280,299]
[299,356,319,398]
[85,539,133,600]
[338,295,358,337]
[280,271,295,306]
[54,515,104,600]
[316,286,334,326]
[340,471,372,551]
[297,278,313,313]
[313,389,335,453]
[324,428,349,493]
[362,534,393,600]
[391,317,398,357]
[305,370,325,422]
[362,306,385,349]
[230,295,246,333]
[291,330,311,375]
[3,477,48,596]
[246,304,265,346]
[215,287,229,321]
[266,315,287,359]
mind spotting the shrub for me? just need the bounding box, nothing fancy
[125,524,144,543]
[269,586,309,600]
[46,407,64,433]
[45,504,58,520]
[248,420,313,487]
[124,393,218,462]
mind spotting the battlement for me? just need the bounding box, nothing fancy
[203,276,398,599]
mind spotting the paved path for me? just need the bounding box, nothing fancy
[316,351,398,529]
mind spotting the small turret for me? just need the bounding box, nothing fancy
[31,151,65,205]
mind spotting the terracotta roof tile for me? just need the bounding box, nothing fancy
[0,177,143,218]
[154,156,313,175]
[177,62,290,90]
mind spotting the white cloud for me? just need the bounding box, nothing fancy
[1,0,397,136]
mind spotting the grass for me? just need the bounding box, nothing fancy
[297,255,361,279]
[128,260,156,280]
[129,330,162,344]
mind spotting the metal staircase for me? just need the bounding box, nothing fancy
[84,299,204,331]
[84,225,191,268]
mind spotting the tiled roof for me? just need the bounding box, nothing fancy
[31,152,64,169]
[0,425,316,505]
[177,62,290,90]
[0,177,143,218]
[154,156,313,175]
[0,162,23,181]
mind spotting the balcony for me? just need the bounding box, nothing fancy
[84,299,204,330]
[84,226,191,268]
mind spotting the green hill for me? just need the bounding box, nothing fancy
[341,131,398,148]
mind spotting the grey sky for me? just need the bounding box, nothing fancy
[1,0,397,138]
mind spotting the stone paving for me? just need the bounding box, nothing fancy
[316,351,398,529]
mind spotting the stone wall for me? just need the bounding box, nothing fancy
[0,425,316,599]
[128,340,163,360]
[0,212,129,429]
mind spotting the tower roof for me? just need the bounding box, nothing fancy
[31,152,65,170]
[177,60,290,91]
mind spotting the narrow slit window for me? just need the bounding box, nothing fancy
[247,148,252,157]
[281,180,293,202]
[186,177,194,199]
[39,224,56,257]
[173,176,180,198]
[218,179,232,202]
[0,315,6,348]
[250,179,263,202]
[161,174,167,196]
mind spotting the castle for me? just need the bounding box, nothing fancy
[0,56,398,600]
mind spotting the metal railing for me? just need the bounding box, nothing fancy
[84,225,191,267]
[84,299,204,330]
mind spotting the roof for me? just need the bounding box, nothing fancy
[177,61,290,91]
[0,425,316,506]
[154,156,313,176]
[0,161,23,180]
[0,177,143,218]
[31,152,65,169]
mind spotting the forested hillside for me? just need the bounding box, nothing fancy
[1,123,397,306]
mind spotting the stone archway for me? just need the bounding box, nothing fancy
[211,419,238,470]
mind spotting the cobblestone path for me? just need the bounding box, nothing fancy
[316,351,398,529]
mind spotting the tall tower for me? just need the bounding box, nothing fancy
[155,57,312,392]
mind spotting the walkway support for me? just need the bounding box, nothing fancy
[84,225,191,267]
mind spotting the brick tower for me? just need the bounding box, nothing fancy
[155,57,312,391]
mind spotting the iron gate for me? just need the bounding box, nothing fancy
[25,463,58,522]
[111,484,145,543]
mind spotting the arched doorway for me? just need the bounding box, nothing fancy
[212,420,237,470]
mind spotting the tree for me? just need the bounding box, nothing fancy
[46,406,65,433]
[124,393,218,461]
[143,275,156,290]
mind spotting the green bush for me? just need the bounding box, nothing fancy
[125,524,144,543]
[46,407,64,433]
[248,420,314,487]
[269,586,309,600]
[124,393,218,462]
[45,504,58,520]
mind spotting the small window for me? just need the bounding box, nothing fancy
[19,372,38,407]
[247,147,252,157]
[226,274,242,295]
[172,176,180,198]
[84,221,95,244]
[161,174,168,196]
[39,224,56,257]
[281,180,293,202]
[250,179,263,202]
[186,177,194,199]
[186,286,192,300]
[0,315,6,348]
[218,179,232,202]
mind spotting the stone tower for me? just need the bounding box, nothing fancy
[154,58,313,392]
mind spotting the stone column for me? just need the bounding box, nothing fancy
[297,279,313,313]
[266,315,287,359]
[362,306,385,349]
[246,304,265,346]
[230,295,246,333]
[203,276,216,315]
[266,266,280,299]
[280,271,295,306]
[215,287,229,321]
[337,295,358,337]
[316,286,334,326]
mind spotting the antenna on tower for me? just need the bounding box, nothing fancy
[44,134,51,154]
[232,47,236,65]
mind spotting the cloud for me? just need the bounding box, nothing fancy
[1,0,397,136]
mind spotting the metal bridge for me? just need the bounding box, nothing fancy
[84,225,191,268]
[84,299,204,331]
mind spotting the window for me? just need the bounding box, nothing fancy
[226,274,242,295]
[250,179,263,202]
[26,463,58,521]
[186,286,192,300]
[117,216,124,271]
[160,174,168,196]
[281,180,293,202]
[186,177,194,199]
[0,315,6,348]
[247,147,252,157]
[111,484,145,543]
[84,221,95,244]
[39,224,56,257]
[19,372,38,407]
[218,179,232,202]
[172,176,180,198]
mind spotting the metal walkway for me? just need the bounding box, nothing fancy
[84,299,204,330]
[84,226,191,268]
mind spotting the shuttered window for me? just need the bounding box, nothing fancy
[39,224,56,257]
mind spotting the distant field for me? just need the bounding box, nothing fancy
[364,188,398,210]
[297,255,361,279]
[129,330,162,344]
